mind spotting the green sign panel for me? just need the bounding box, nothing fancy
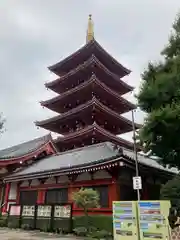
[138,201,170,240]
[113,201,171,240]
[113,201,139,240]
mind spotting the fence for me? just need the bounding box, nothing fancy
[171,226,180,240]
[8,203,72,232]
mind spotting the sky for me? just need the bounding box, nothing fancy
[0,0,179,150]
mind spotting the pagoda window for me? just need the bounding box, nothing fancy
[19,190,38,205]
[45,188,68,204]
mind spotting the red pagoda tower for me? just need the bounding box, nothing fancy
[36,15,139,152]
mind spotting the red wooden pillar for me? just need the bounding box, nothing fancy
[108,178,119,208]
[37,189,45,204]
[2,183,10,213]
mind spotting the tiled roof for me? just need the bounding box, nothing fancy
[0,134,52,161]
[48,39,131,77]
[123,148,179,174]
[5,142,178,181]
[8,142,119,178]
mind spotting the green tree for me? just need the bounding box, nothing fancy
[137,13,180,169]
[72,188,99,230]
[0,113,5,134]
[161,176,180,209]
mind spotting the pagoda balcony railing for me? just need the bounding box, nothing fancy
[42,74,135,111]
[46,55,133,93]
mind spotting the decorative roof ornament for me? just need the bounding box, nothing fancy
[86,14,94,43]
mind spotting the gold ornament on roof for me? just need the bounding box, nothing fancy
[86,14,94,43]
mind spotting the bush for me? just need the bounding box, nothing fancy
[0,218,7,227]
[73,226,88,236]
[21,223,31,230]
[72,188,99,231]
[91,229,112,239]
[40,225,50,232]
[160,175,180,209]
[7,222,18,229]
[73,215,113,234]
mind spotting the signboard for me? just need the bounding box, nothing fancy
[37,205,51,218]
[22,205,35,218]
[113,201,139,240]
[133,176,142,190]
[54,205,71,218]
[9,205,21,216]
[137,201,171,240]
[113,201,171,240]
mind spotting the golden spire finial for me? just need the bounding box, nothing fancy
[86,14,94,43]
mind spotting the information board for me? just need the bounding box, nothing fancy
[137,201,171,240]
[113,201,139,240]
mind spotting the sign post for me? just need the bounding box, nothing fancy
[133,176,142,190]
[132,110,141,201]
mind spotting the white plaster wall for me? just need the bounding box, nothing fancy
[45,177,56,184]
[0,168,8,174]
[93,170,111,179]
[57,175,69,183]
[8,183,17,200]
[30,179,39,186]
[21,181,29,187]
[76,172,91,181]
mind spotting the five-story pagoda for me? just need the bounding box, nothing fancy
[36,15,139,152]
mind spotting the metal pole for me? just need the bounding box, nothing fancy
[132,110,140,201]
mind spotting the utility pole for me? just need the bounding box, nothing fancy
[132,110,141,201]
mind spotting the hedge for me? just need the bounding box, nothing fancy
[73,215,113,234]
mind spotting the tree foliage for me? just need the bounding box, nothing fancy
[72,188,99,230]
[72,188,99,210]
[160,176,180,209]
[0,113,5,134]
[137,13,180,168]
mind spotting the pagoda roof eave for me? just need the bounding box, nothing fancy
[48,39,131,77]
[36,98,141,131]
[0,134,58,167]
[54,123,136,150]
[42,74,135,112]
[46,55,133,93]
[4,141,178,182]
